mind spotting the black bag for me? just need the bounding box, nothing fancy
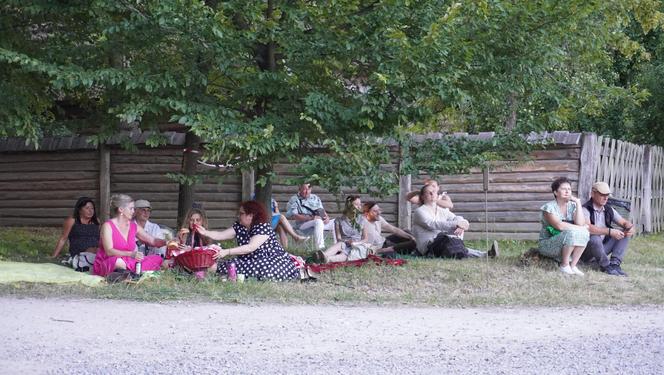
[299,199,326,218]
[427,233,469,259]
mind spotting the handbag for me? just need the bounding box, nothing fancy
[69,252,96,272]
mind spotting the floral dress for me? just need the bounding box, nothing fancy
[537,200,589,262]
[217,222,299,281]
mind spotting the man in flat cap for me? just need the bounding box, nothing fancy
[581,182,635,276]
[134,199,167,257]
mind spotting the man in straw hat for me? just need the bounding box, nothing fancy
[581,182,635,276]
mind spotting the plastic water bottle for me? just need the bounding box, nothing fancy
[135,261,142,275]
[227,261,237,282]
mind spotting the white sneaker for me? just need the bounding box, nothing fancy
[571,266,585,276]
[559,265,575,275]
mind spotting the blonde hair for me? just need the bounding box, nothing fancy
[110,194,133,216]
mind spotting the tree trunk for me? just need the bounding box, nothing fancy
[505,92,518,130]
[250,0,277,215]
[254,164,273,215]
[177,132,201,228]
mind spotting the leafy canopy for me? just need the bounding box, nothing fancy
[1,1,663,197]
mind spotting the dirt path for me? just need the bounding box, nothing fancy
[1,297,663,374]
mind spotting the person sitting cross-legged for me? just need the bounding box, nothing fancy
[580,182,635,277]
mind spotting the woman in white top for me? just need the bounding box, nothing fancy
[412,184,495,258]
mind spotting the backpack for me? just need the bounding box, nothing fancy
[427,233,468,259]
[70,252,96,272]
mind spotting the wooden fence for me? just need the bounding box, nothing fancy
[578,133,664,236]
[650,146,664,232]
[1,131,662,239]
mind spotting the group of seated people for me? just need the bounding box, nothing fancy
[51,177,634,282]
[538,177,634,276]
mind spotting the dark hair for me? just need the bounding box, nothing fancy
[551,177,572,194]
[362,201,378,214]
[241,200,269,227]
[419,184,436,203]
[72,197,99,225]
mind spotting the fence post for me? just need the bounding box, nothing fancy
[398,174,412,230]
[98,144,111,222]
[242,169,255,201]
[641,145,653,233]
[578,132,597,201]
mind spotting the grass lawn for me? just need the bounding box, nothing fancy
[1,227,663,307]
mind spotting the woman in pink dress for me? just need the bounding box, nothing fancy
[93,194,166,277]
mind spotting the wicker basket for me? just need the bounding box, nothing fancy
[174,248,216,271]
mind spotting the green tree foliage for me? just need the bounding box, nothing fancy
[1,0,663,202]
[577,0,664,146]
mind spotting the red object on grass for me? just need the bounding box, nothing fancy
[307,254,406,273]
[174,248,216,271]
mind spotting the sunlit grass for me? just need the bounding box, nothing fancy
[1,227,663,306]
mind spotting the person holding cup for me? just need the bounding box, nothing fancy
[178,208,212,250]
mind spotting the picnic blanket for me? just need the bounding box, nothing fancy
[0,261,104,287]
[307,254,406,274]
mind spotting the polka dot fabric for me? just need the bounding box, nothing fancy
[217,222,300,281]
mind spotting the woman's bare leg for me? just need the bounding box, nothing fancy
[275,225,288,247]
[570,245,585,268]
[560,246,573,267]
[278,215,307,242]
[114,258,127,271]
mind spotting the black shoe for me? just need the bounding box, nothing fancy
[488,240,499,258]
[612,264,628,277]
[600,264,622,276]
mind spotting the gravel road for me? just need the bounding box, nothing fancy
[0,297,662,374]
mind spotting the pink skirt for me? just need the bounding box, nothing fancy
[93,254,162,277]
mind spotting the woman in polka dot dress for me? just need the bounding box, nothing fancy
[195,200,300,281]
